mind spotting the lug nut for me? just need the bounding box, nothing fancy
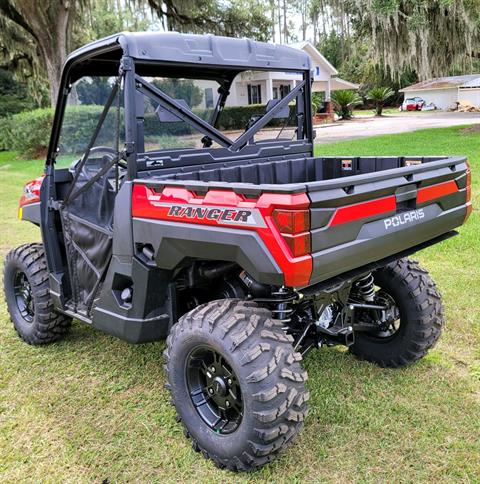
[209,388,214,394]
[225,400,230,407]
[211,366,215,372]
[227,378,232,385]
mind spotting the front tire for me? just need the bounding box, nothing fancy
[350,258,444,368]
[3,243,71,345]
[164,299,309,471]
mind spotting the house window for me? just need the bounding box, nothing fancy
[247,84,262,104]
[280,84,291,98]
[204,87,214,108]
[273,87,279,99]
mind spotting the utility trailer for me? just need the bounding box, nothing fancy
[4,32,472,471]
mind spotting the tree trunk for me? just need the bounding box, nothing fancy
[269,0,276,42]
[301,0,306,41]
[277,0,282,43]
[0,0,72,106]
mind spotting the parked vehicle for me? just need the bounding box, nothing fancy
[400,96,425,111]
[3,32,472,471]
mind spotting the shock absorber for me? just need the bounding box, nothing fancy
[239,272,298,324]
[354,273,376,302]
[270,286,297,323]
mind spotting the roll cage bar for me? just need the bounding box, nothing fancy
[49,55,313,180]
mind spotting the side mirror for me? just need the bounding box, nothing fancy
[155,99,190,122]
[265,99,290,119]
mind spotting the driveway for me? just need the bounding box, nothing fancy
[314,111,480,143]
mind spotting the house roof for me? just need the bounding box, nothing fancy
[331,78,359,90]
[311,77,359,92]
[400,74,480,92]
[288,41,338,75]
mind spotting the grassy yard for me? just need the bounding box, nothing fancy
[0,125,479,483]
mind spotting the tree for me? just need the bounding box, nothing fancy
[0,67,33,115]
[76,77,114,105]
[143,0,271,40]
[331,89,362,119]
[352,0,480,80]
[0,0,272,107]
[152,78,203,108]
[366,86,395,116]
[0,0,81,106]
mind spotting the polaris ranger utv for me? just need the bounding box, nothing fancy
[3,32,472,471]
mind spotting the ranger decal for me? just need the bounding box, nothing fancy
[145,198,267,228]
[168,205,252,223]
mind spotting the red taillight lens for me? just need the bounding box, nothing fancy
[272,209,310,233]
[464,161,472,223]
[272,209,311,257]
[282,232,311,257]
[19,176,44,208]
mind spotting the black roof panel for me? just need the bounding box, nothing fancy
[66,31,311,72]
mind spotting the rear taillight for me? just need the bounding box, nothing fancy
[464,161,472,223]
[19,176,44,218]
[272,209,310,233]
[272,209,311,257]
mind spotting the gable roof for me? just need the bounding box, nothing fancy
[288,41,338,75]
[400,74,480,92]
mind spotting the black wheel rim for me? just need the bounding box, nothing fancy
[186,345,243,434]
[370,290,401,339]
[13,270,34,323]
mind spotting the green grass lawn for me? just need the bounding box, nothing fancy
[1,126,479,482]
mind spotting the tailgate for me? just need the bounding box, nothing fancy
[307,156,471,285]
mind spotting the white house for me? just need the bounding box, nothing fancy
[195,41,358,111]
[400,75,480,110]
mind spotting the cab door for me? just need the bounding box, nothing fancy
[54,75,124,316]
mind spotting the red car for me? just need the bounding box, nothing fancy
[400,96,425,111]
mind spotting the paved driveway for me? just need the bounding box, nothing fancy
[315,111,480,144]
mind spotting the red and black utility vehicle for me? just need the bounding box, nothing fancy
[4,32,472,471]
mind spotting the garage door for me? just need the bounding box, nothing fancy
[459,88,480,108]
[406,89,458,110]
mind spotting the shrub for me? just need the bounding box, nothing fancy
[331,90,363,120]
[3,108,53,158]
[0,116,13,151]
[1,102,296,158]
[366,87,395,116]
[1,105,123,158]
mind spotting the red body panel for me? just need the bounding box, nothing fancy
[132,184,313,287]
[132,173,470,288]
[19,176,44,208]
[329,196,397,227]
[417,180,459,204]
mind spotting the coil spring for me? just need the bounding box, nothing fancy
[355,273,376,302]
[270,287,296,323]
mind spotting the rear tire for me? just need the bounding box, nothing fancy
[164,299,309,471]
[350,258,444,368]
[3,243,71,345]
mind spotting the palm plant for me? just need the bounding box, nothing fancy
[367,86,395,116]
[331,90,363,120]
[311,92,323,115]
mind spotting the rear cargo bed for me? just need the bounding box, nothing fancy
[134,155,470,287]
[145,155,453,187]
